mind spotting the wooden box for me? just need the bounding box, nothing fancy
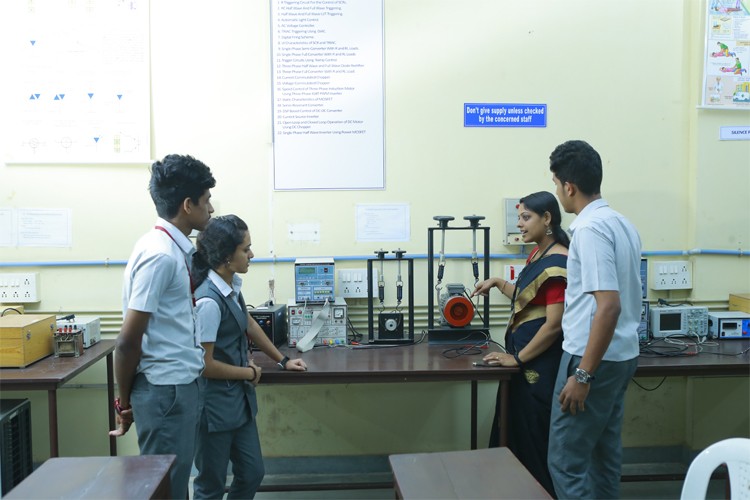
[729,293,750,314]
[0,314,55,368]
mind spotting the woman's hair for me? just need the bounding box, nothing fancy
[519,191,570,248]
[192,214,249,288]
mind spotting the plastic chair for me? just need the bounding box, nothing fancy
[680,437,750,500]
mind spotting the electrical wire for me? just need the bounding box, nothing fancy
[638,333,728,357]
[414,329,428,344]
[1,307,23,316]
[631,377,667,391]
[656,298,694,307]
[441,330,491,359]
[346,316,363,343]
[463,287,485,324]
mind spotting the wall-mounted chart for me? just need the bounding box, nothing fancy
[702,0,750,109]
[2,0,150,164]
[271,0,385,190]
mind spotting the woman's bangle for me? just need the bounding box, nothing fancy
[513,353,524,368]
[501,280,509,295]
[249,365,257,381]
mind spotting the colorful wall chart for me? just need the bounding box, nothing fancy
[703,0,750,109]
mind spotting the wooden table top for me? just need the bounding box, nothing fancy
[0,339,115,389]
[251,342,518,384]
[5,455,175,499]
[389,447,551,499]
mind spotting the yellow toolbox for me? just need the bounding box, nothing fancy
[0,314,55,368]
[729,293,750,314]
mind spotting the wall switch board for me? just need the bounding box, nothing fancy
[650,260,692,290]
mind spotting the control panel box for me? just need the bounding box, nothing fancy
[287,297,347,348]
[248,304,287,347]
[294,258,335,303]
[639,301,649,342]
[708,311,750,339]
[56,315,101,348]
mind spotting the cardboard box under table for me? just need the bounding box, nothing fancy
[0,314,55,368]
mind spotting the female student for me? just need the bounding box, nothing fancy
[191,214,307,499]
[471,191,568,497]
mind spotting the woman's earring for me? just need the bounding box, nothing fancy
[545,227,552,236]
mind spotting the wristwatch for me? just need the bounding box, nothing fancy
[574,368,595,384]
[277,356,290,370]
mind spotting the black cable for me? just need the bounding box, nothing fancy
[1,307,23,316]
[463,288,485,324]
[656,298,693,307]
[351,343,412,349]
[441,344,484,358]
[631,377,667,391]
[346,317,363,342]
[440,331,491,359]
[639,343,694,357]
[638,336,707,357]
[697,346,750,356]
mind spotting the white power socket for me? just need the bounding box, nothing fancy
[338,268,378,298]
[0,272,41,303]
[651,260,692,290]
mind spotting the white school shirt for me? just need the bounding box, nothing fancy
[122,218,204,384]
[195,270,243,344]
[562,199,642,362]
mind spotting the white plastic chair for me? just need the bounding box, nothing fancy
[681,437,750,500]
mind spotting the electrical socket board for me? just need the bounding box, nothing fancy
[503,264,526,285]
[650,260,693,290]
[0,272,41,303]
[504,197,524,245]
[338,268,378,298]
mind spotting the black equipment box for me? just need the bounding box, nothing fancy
[249,304,287,347]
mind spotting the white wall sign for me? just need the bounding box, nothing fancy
[271,0,385,190]
[356,203,410,242]
[720,125,750,140]
[17,208,72,247]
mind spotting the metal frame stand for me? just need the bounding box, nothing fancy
[367,255,415,344]
[427,224,491,344]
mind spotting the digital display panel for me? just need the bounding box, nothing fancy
[661,312,682,331]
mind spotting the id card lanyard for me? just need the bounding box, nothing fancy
[154,225,196,307]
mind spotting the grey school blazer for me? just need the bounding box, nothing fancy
[195,279,258,433]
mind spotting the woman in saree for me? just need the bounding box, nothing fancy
[471,191,569,497]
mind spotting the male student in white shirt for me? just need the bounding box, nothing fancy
[110,154,216,500]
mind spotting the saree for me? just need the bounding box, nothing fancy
[489,251,566,497]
